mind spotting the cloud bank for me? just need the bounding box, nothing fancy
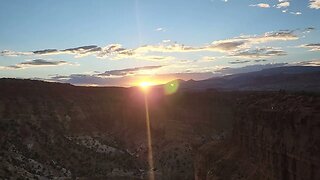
[0,59,72,70]
[0,29,306,61]
[301,43,320,51]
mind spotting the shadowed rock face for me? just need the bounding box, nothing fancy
[232,93,320,180]
[194,92,320,180]
[0,78,319,179]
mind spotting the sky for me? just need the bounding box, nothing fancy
[0,0,320,86]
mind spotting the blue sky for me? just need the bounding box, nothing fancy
[0,0,319,86]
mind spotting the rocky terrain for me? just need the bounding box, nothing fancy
[194,92,320,180]
[0,78,319,179]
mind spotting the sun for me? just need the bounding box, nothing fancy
[140,81,152,87]
[139,81,154,91]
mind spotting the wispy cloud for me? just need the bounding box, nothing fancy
[30,45,104,57]
[228,60,250,64]
[254,59,268,63]
[0,50,33,56]
[97,65,163,77]
[1,44,133,59]
[294,59,320,66]
[249,3,270,8]
[162,40,171,43]
[111,53,175,61]
[309,0,320,9]
[250,0,304,16]
[0,28,313,61]
[303,27,315,33]
[276,0,290,8]
[155,27,166,32]
[33,49,61,55]
[200,56,216,62]
[134,30,299,56]
[290,11,302,15]
[300,43,320,51]
[0,59,73,70]
[231,47,287,59]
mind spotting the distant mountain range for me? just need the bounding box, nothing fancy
[1,66,319,92]
[174,66,320,92]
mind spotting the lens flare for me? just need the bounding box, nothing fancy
[164,80,179,95]
[138,81,155,179]
[144,93,155,180]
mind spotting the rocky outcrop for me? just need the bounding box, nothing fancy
[195,92,320,180]
[234,93,320,180]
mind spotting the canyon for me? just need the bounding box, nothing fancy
[0,78,319,179]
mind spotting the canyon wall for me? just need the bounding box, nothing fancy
[195,92,320,180]
[234,93,320,180]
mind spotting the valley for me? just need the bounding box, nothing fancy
[0,78,319,179]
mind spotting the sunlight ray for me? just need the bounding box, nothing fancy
[144,92,155,180]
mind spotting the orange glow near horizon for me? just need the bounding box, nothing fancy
[140,81,153,87]
[132,76,177,88]
[139,81,154,93]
